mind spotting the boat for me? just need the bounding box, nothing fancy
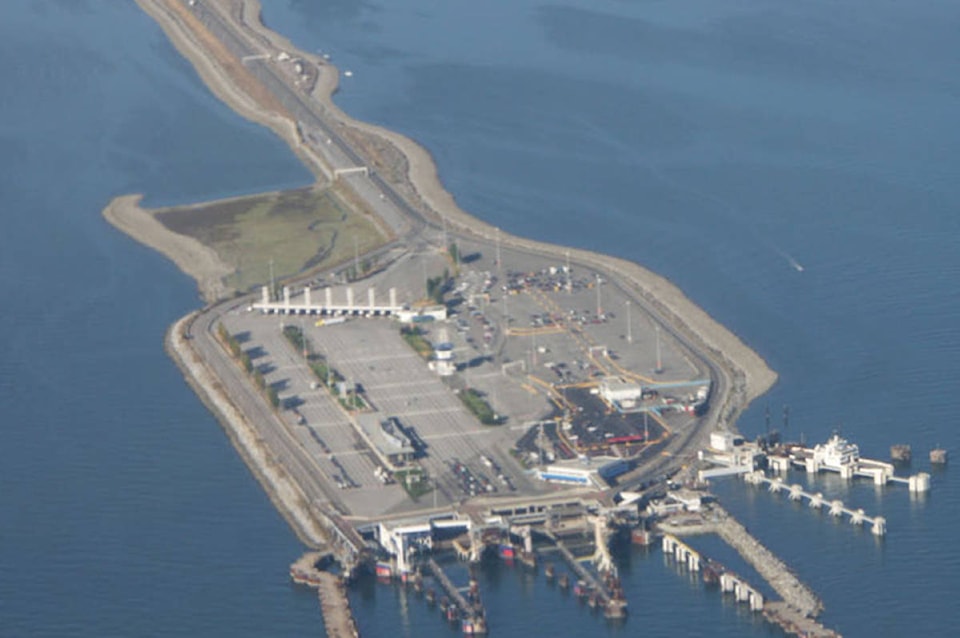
[604,597,628,620]
[890,444,912,463]
[631,527,655,546]
[375,561,392,580]
[446,605,460,622]
[499,544,515,560]
[702,560,721,586]
[573,579,589,598]
[812,434,860,471]
[462,616,488,635]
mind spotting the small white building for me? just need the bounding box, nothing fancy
[599,376,643,409]
[709,431,744,452]
[647,490,705,517]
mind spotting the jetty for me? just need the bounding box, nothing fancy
[289,552,360,637]
[660,511,839,636]
[712,505,821,616]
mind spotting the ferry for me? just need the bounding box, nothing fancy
[462,618,487,634]
[812,434,860,471]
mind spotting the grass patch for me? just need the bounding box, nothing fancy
[156,186,386,291]
[401,326,432,359]
[459,388,501,426]
[394,468,433,501]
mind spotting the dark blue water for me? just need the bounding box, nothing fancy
[2,0,958,636]
[0,2,317,636]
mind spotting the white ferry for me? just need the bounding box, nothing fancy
[811,434,860,471]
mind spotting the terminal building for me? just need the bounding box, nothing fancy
[534,459,631,488]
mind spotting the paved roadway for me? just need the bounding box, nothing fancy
[187,303,354,519]
[187,0,429,243]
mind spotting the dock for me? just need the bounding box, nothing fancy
[743,471,887,535]
[423,558,487,633]
[545,532,609,604]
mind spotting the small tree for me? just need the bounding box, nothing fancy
[267,385,280,408]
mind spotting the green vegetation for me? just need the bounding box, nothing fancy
[282,325,309,354]
[459,388,501,425]
[401,326,433,358]
[394,468,433,501]
[268,385,280,408]
[308,358,343,387]
[217,322,278,411]
[218,323,242,358]
[338,391,367,412]
[156,186,387,292]
[425,268,452,304]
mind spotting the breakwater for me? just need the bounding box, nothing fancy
[711,505,821,616]
[290,552,360,637]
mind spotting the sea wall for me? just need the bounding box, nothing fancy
[164,312,329,548]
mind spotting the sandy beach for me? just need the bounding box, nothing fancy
[103,194,234,303]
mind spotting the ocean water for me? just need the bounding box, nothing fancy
[1,0,958,636]
[260,1,960,634]
[0,2,317,636]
